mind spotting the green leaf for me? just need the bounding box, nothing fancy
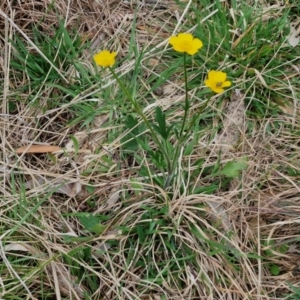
[245,252,264,259]
[193,184,218,194]
[122,115,140,150]
[91,223,106,235]
[125,115,138,131]
[184,139,195,156]
[69,134,79,156]
[263,239,275,257]
[137,224,145,244]
[130,179,143,194]
[154,106,170,140]
[78,213,105,234]
[220,158,248,178]
[63,236,93,243]
[270,264,280,276]
[155,106,165,128]
[278,244,289,254]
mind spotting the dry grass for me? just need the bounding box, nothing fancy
[1,0,300,299]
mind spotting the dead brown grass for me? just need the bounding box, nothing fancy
[1,0,300,299]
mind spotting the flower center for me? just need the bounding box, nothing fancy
[216,82,223,88]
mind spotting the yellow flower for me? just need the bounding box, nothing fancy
[93,50,117,68]
[169,33,203,55]
[204,70,232,94]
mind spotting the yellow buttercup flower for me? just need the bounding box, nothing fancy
[204,70,232,94]
[169,33,203,55]
[93,50,117,68]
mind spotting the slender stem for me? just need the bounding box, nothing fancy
[182,96,211,141]
[109,67,172,173]
[166,65,211,187]
[179,53,189,138]
[165,54,190,187]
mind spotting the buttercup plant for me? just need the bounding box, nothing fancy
[168,33,203,138]
[93,32,232,187]
[168,34,231,186]
[93,49,173,181]
[164,32,205,186]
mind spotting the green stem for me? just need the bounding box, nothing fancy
[166,87,212,187]
[182,96,211,141]
[165,54,190,187]
[179,53,189,138]
[109,67,172,173]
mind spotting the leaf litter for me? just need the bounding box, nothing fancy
[3,243,85,299]
[1,0,300,299]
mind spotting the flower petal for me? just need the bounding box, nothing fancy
[173,44,186,53]
[207,70,218,80]
[215,71,227,82]
[204,79,214,89]
[212,87,225,94]
[222,81,232,88]
[187,39,203,55]
[169,36,186,52]
[187,48,198,55]
[178,33,193,42]
[193,38,203,49]
[169,36,178,46]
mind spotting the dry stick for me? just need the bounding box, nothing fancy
[257,193,262,299]
[2,15,9,196]
[3,13,9,114]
